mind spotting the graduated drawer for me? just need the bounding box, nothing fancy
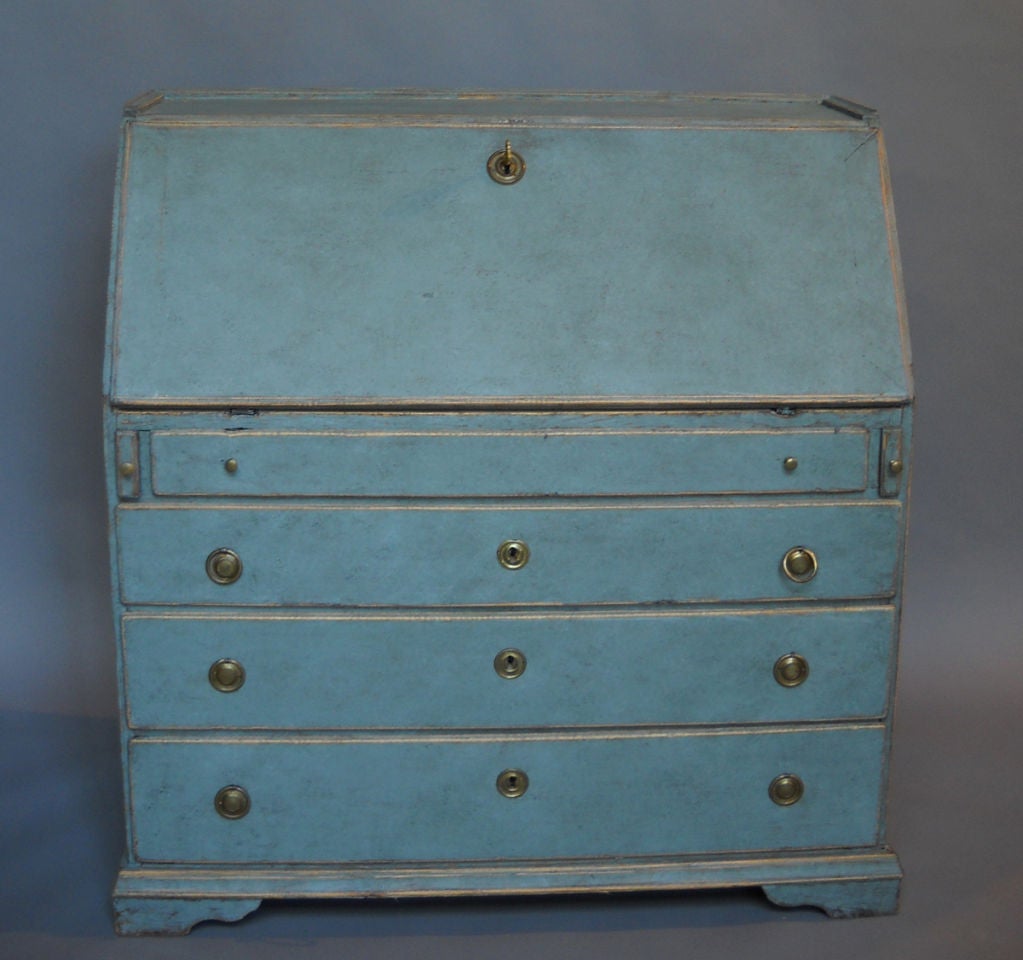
[117,501,902,605]
[128,726,886,863]
[149,428,869,497]
[122,607,894,729]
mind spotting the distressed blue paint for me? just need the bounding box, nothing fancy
[105,91,912,932]
[128,726,885,863]
[110,100,909,407]
[116,501,901,606]
[151,428,869,497]
[122,607,894,729]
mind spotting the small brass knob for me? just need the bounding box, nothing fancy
[206,548,242,585]
[224,458,238,474]
[888,458,904,475]
[209,658,246,693]
[497,540,530,570]
[768,774,804,806]
[214,785,250,819]
[773,653,809,687]
[783,457,798,472]
[782,546,818,583]
[496,769,529,798]
[118,461,136,478]
[487,140,526,184]
[494,648,527,679]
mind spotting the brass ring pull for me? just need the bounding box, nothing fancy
[206,548,242,585]
[768,774,804,806]
[781,546,818,583]
[496,769,529,798]
[209,658,246,693]
[487,140,525,184]
[497,540,530,570]
[214,785,250,819]
[773,653,809,687]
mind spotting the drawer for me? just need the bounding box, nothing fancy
[149,428,869,497]
[122,607,895,729]
[117,501,902,606]
[129,726,886,863]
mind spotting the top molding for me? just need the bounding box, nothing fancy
[122,89,880,129]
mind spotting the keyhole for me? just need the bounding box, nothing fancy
[487,142,526,184]
[498,540,529,569]
[495,648,526,678]
[497,768,529,797]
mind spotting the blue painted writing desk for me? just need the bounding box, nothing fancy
[104,90,912,934]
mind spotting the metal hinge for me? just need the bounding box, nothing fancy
[822,95,879,123]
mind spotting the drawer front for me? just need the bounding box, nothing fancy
[117,502,902,606]
[150,428,868,497]
[123,608,894,729]
[129,726,885,863]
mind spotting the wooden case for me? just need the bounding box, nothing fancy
[104,91,912,934]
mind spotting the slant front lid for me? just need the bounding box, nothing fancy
[106,91,911,408]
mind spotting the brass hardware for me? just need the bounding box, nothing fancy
[209,658,246,693]
[768,774,804,806]
[224,458,238,474]
[487,140,525,184]
[494,648,527,679]
[206,548,242,585]
[497,769,529,798]
[497,540,530,570]
[773,653,809,687]
[782,546,818,583]
[879,427,904,498]
[115,430,141,500]
[214,785,250,819]
[783,457,798,472]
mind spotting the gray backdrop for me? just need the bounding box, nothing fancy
[2,2,1020,957]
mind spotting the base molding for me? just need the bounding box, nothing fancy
[113,848,901,934]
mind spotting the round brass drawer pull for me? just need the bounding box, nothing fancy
[494,648,527,679]
[781,546,818,583]
[224,458,239,474]
[487,140,525,184]
[773,653,809,688]
[214,785,250,819]
[783,456,798,472]
[497,540,530,570]
[209,658,246,693]
[206,548,242,585]
[768,774,804,806]
[496,769,529,798]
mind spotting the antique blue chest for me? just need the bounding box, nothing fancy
[104,90,912,934]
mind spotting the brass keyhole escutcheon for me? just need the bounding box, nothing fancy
[487,140,525,184]
[773,653,809,688]
[209,658,246,693]
[495,648,527,679]
[206,548,242,585]
[497,769,529,798]
[214,785,250,819]
[782,546,818,583]
[497,540,530,570]
[768,774,804,806]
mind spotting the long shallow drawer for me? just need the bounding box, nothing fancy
[150,428,869,497]
[129,726,885,863]
[117,502,902,605]
[122,607,894,729]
